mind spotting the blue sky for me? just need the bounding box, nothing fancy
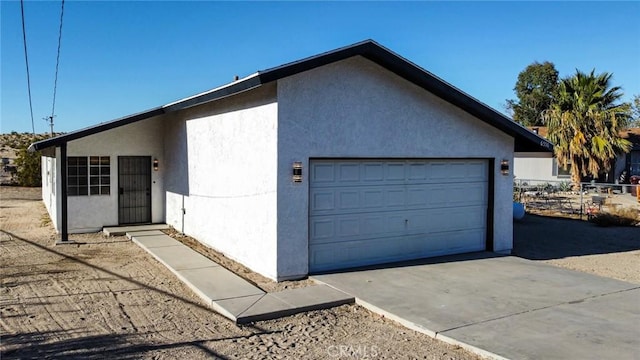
[2,1,639,133]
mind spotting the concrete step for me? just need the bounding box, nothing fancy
[103,224,170,236]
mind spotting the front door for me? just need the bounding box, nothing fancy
[118,156,151,224]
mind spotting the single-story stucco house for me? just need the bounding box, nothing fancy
[514,126,640,183]
[30,40,552,281]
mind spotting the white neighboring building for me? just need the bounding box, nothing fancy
[30,40,552,281]
[514,126,570,183]
[514,152,571,183]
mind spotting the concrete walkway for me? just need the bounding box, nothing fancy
[122,229,353,324]
[313,252,640,360]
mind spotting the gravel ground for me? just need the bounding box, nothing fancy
[0,186,480,360]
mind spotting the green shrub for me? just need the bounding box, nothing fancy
[14,147,42,187]
[558,181,572,192]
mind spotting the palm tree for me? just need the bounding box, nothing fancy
[543,70,632,186]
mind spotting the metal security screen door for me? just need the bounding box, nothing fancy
[118,156,151,224]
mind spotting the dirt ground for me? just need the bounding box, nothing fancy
[0,186,480,360]
[3,187,639,360]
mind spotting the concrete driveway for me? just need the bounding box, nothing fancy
[313,252,640,360]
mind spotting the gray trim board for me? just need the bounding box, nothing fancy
[60,143,68,242]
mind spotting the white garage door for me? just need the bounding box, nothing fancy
[309,159,488,272]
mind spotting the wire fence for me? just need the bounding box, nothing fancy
[513,178,640,219]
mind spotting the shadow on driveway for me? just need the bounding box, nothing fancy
[513,214,640,260]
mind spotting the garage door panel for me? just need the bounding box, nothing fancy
[311,186,408,215]
[362,216,387,235]
[405,211,431,233]
[311,207,485,245]
[404,207,486,234]
[424,186,450,207]
[386,188,406,207]
[466,161,488,181]
[338,217,360,237]
[407,186,429,206]
[433,230,485,253]
[311,185,409,216]
[310,229,486,273]
[312,182,487,216]
[311,163,335,183]
[427,161,487,183]
[427,206,486,233]
[311,245,349,270]
[362,190,384,208]
[409,183,487,209]
[418,229,485,254]
[386,214,407,233]
[428,162,459,180]
[310,236,414,272]
[431,183,487,207]
[311,191,335,212]
[310,218,334,241]
[386,163,406,180]
[312,161,409,188]
[407,233,451,254]
[339,190,360,209]
[311,212,407,245]
[408,162,428,180]
[309,159,489,272]
[338,163,360,182]
[363,162,384,181]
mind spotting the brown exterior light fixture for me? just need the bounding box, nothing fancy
[292,162,302,183]
[500,159,509,176]
[153,158,159,171]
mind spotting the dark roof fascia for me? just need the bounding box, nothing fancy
[256,40,377,83]
[29,107,165,152]
[29,78,265,153]
[162,76,263,112]
[29,39,552,153]
[369,48,553,152]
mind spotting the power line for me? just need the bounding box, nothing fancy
[19,0,35,135]
[50,0,65,128]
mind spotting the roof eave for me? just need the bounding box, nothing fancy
[163,74,262,112]
[29,107,166,152]
[29,76,268,153]
[256,40,552,152]
[28,39,553,153]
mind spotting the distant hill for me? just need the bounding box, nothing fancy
[1,132,62,185]
[0,132,60,150]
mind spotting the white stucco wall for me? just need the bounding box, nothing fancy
[164,85,280,280]
[41,153,60,231]
[65,116,165,233]
[514,152,569,182]
[276,56,515,279]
